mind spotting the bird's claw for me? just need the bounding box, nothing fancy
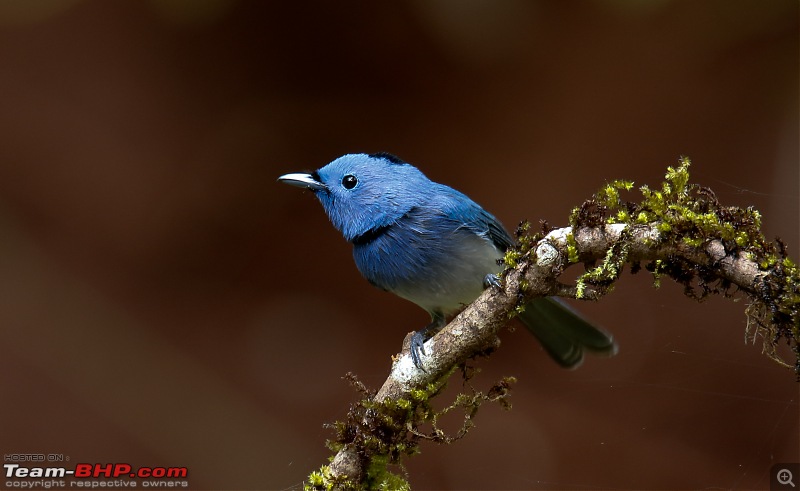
[409,316,445,369]
[410,330,426,368]
[484,273,502,289]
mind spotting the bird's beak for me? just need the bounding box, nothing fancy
[277,172,328,192]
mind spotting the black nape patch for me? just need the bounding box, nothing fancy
[368,152,406,165]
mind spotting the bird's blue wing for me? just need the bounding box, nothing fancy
[483,210,514,251]
[434,184,514,252]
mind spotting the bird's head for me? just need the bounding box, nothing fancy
[278,153,430,242]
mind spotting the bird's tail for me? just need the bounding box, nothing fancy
[517,297,617,368]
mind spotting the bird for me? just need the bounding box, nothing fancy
[278,152,617,368]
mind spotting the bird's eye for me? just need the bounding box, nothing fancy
[342,174,358,189]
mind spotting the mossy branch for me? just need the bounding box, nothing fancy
[307,158,800,490]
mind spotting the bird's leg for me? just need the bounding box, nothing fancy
[410,278,500,367]
[483,273,502,289]
[410,312,446,368]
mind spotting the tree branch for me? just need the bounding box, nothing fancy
[305,159,800,490]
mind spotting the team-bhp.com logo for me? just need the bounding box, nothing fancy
[4,462,189,488]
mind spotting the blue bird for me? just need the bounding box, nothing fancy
[278,153,617,368]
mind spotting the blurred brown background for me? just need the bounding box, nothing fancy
[0,1,797,489]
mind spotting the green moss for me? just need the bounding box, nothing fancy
[504,220,546,271]
[565,232,580,264]
[575,228,630,298]
[365,456,411,491]
[304,465,355,491]
[305,467,327,490]
[575,279,587,299]
[649,259,664,288]
[597,179,634,210]
[503,248,521,269]
[316,370,515,489]
[564,156,798,374]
